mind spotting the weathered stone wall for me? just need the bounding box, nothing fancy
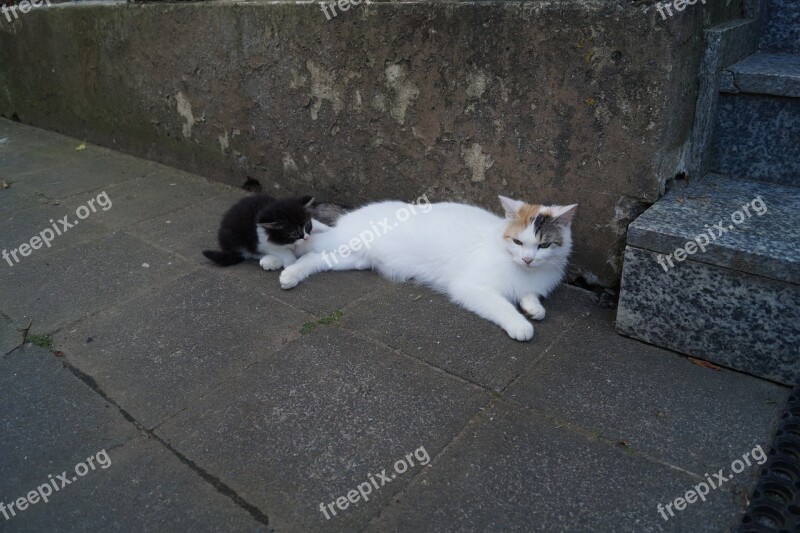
[0,0,746,286]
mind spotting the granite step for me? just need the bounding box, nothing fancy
[760,0,800,54]
[710,83,800,186]
[721,52,800,98]
[616,174,800,385]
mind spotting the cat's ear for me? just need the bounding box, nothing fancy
[498,195,525,219]
[299,196,315,209]
[552,204,578,226]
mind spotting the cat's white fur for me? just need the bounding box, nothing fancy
[279,196,576,341]
[243,220,332,271]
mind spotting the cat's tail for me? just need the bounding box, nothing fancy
[202,250,245,267]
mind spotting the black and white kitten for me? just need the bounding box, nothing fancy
[203,194,338,270]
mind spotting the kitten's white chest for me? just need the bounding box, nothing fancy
[256,226,291,255]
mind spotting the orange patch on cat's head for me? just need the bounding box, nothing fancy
[503,203,542,238]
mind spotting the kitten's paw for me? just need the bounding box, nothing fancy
[504,318,534,342]
[520,294,546,321]
[259,255,283,271]
[279,268,301,290]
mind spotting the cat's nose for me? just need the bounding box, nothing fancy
[523,257,533,265]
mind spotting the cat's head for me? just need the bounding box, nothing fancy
[258,196,315,246]
[499,195,577,269]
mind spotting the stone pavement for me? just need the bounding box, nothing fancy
[0,118,790,532]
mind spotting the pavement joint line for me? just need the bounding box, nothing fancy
[338,323,494,394]
[2,317,31,357]
[2,168,161,217]
[3,153,105,179]
[344,314,724,488]
[42,260,204,339]
[86,186,226,231]
[0,231,202,342]
[494,394,723,486]
[148,328,307,432]
[336,283,397,314]
[57,356,272,527]
[121,206,234,264]
[358,396,497,532]
[499,311,584,395]
[260,280,397,324]
[616,325,794,389]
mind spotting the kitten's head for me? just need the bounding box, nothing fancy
[499,195,577,269]
[258,196,315,246]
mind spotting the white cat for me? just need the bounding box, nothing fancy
[279,196,577,341]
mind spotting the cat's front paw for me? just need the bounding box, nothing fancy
[503,317,534,342]
[279,268,301,290]
[259,255,283,271]
[520,295,546,321]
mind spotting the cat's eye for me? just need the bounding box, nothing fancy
[512,238,523,246]
[538,243,552,249]
[305,222,312,233]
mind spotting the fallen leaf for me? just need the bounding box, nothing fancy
[676,197,685,204]
[76,143,86,151]
[412,295,422,301]
[617,440,630,448]
[53,351,64,357]
[1,180,8,189]
[688,357,721,371]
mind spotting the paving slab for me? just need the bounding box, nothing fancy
[368,401,747,533]
[154,328,491,531]
[0,182,52,216]
[0,345,140,491]
[338,282,594,390]
[506,313,790,476]
[0,137,102,180]
[0,231,194,333]
[0,315,22,355]
[1,437,269,533]
[10,150,161,200]
[0,120,86,149]
[61,171,228,231]
[128,188,250,263]
[0,346,265,532]
[0,202,110,263]
[228,265,397,318]
[53,268,312,429]
[0,119,791,531]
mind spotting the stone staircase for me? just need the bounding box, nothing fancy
[617,0,800,386]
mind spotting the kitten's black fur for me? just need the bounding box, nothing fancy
[203,195,351,267]
[203,194,314,267]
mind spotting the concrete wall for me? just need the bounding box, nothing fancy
[0,0,746,287]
